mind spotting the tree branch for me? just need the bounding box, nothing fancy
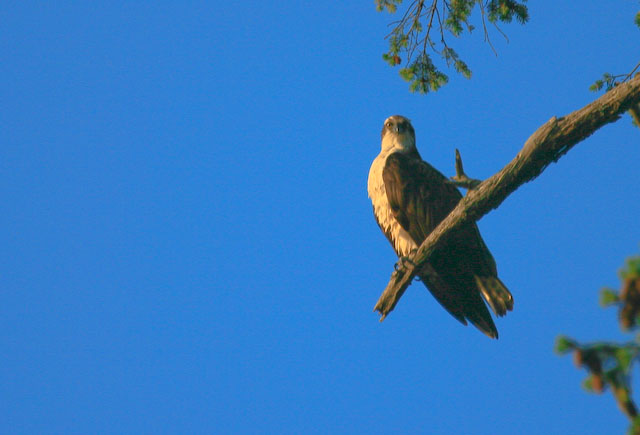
[374,73,640,320]
[449,148,482,189]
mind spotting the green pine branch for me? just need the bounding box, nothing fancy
[556,253,640,432]
[375,0,528,93]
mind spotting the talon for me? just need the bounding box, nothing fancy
[398,255,416,268]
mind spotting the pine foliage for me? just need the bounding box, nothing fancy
[556,254,640,433]
[375,0,528,93]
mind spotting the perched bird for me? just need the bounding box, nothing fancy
[367,115,513,338]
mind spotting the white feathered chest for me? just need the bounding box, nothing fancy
[367,147,418,258]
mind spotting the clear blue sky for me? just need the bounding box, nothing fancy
[2,2,639,434]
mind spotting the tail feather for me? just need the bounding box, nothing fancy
[474,276,514,317]
[419,266,499,339]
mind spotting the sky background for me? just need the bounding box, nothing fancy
[2,1,640,434]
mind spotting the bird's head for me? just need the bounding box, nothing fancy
[380,115,416,153]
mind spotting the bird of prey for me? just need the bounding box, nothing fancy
[367,115,513,338]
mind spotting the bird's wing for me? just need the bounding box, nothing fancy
[382,151,496,274]
[382,151,460,244]
[382,151,503,338]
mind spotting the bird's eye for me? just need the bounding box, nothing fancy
[386,122,393,128]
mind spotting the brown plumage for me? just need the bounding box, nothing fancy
[368,115,513,338]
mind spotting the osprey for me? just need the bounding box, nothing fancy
[367,115,513,338]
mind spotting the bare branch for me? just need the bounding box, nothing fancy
[492,21,509,44]
[374,73,640,320]
[478,1,497,56]
[450,149,482,189]
[621,62,640,84]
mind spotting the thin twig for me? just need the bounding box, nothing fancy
[622,61,640,83]
[385,0,420,38]
[479,1,498,56]
[492,21,510,44]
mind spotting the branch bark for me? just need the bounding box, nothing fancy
[450,148,482,189]
[374,73,640,320]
